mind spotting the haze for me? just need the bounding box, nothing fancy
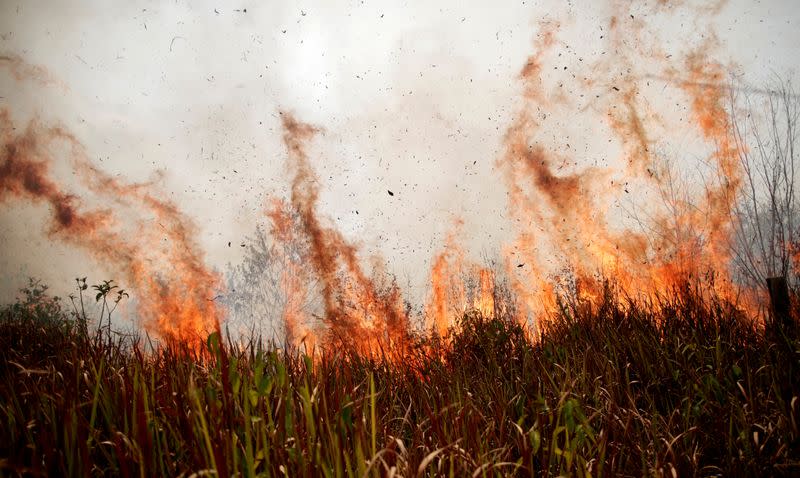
[1,0,798,316]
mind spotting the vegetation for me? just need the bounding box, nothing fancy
[0,278,798,477]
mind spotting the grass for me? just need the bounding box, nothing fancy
[0,279,799,476]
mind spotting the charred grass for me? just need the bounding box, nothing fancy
[0,281,799,477]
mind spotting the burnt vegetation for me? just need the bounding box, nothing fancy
[0,278,798,477]
[1,10,799,477]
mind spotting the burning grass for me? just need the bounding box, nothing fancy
[0,279,798,477]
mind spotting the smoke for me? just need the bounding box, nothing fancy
[211,2,783,343]
[0,53,67,91]
[495,11,748,324]
[1,0,798,346]
[275,112,409,351]
[0,109,222,341]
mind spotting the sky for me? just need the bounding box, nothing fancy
[1,0,798,315]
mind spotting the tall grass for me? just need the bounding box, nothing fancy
[0,279,798,476]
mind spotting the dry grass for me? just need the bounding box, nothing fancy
[0,279,798,477]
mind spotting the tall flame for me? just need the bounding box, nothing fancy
[273,113,409,353]
[492,11,756,329]
[424,222,500,335]
[268,5,775,344]
[1,0,790,350]
[0,110,222,341]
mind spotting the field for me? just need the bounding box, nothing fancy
[1,280,798,477]
[3,0,800,474]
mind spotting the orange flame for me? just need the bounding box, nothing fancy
[268,7,769,343]
[424,222,499,336]
[0,110,222,342]
[266,199,316,349]
[493,11,756,329]
[2,1,789,351]
[271,113,409,354]
[425,221,466,336]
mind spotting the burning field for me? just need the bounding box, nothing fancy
[1,0,799,476]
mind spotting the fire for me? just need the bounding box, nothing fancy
[474,269,496,318]
[491,9,762,329]
[0,109,222,342]
[272,113,409,354]
[1,1,792,351]
[269,7,768,345]
[425,222,466,336]
[424,222,499,336]
[266,199,316,349]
